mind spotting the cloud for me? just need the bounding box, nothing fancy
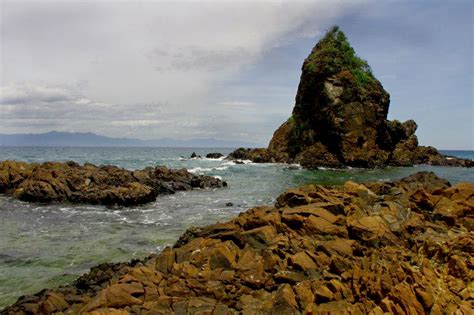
[0,84,74,105]
[220,101,256,107]
[0,84,168,136]
[1,0,372,143]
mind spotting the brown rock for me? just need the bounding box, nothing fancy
[305,215,348,237]
[276,188,311,208]
[347,216,392,246]
[209,242,237,270]
[314,285,334,303]
[4,172,472,315]
[0,160,226,206]
[81,282,144,312]
[270,284,298,314]
[38,292,69,314]
[289,251,318,271]
[240,225,277,248]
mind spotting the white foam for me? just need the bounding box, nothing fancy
[188,167,211,174]
[204,156,226,161]
[223,159,255,165]
[142,218,156,225]
[188,166,228,174]
[286,163,302,169]
[318,167,337,171]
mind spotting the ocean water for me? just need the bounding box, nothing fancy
[0,147,472,307]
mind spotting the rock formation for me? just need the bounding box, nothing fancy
[228,26,472,168]
[3,172,473,314]
[206,153,224,159]
[0,160,226,206]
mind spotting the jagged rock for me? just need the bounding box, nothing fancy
[3,172,473,314]
[0,160,226,206]
[227,26,472,168]
[190,152,201,159]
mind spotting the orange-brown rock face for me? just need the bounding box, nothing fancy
[0,160,226,206]
[3,171,473,314]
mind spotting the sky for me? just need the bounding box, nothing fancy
[0,0,472,149]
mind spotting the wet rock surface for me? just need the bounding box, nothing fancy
[3,171,473,314]
[227,27,473,168]
[0,160,226,206]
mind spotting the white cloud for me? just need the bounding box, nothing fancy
[1,0,371,142]
[220,101,256,107]
[0,84,74,105]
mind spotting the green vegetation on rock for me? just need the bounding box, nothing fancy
[304,26,375,88]
[231,25,473,168]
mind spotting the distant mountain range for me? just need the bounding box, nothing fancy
[0,131,260,148]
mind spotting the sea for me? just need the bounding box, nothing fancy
[0,147,473,307]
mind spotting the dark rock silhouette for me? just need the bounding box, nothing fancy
[190,152,201,159]
[205,152,224,159]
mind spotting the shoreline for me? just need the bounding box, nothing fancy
[3,171,472,314]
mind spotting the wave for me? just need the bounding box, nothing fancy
[221,159,254,165]
[203,156,226,161]
[188,166,229,174]
[317,165,356,171]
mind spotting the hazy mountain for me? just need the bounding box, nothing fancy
[0,131,260,148]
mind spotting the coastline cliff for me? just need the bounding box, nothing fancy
[228,26,472,168]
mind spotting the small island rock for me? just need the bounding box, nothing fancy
[228,26,472,168]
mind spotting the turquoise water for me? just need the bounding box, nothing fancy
[0,147,472,308]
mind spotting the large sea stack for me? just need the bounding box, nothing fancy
[228,26,472,168]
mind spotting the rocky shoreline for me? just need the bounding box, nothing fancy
[226,146,473,168]
[0,160,226,206]
[3,171,472,314]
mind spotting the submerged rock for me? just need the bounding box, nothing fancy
[3,171,473,314]
[0,160,226,206]
[228,26,472,168]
